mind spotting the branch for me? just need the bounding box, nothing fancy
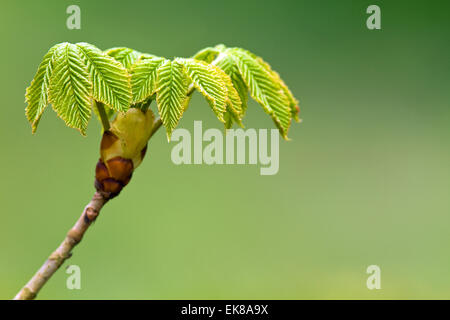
[14,115,165,300]
[13,191,109,300]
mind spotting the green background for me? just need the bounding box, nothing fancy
[1,0,449,299]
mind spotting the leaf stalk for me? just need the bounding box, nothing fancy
[95,101,110,131]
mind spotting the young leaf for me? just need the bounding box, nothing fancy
[105,47,142,70]
[229,48,292,138]
[250,54,300,122]
[205,64,243,129]
[222,81,243,128]
[223,105,244,129]
[156,60,189,140]
[224,107,233,129]
[131,56,166,103]
[25,43,62,133]
[49,43,92,135]
[178,58,227,123]
[213,53,248,117]
[76,42,132,113]
[192,47,220,64]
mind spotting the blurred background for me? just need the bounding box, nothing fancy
[1,0,449,299]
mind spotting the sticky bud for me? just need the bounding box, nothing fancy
[95,108,154,198]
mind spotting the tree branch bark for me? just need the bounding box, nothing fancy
[13,191,109,300]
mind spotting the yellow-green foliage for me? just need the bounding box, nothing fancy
[25,43,300,139]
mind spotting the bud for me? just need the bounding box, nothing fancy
[95,108,154,198]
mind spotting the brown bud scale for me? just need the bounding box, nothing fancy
[95,157,133,199]
[94,109,155,199]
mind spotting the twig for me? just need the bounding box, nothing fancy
[13,191,109,300]
[14,116,166,300]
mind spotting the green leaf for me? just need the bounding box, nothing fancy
[48,43,92,135]
[192,47,220,63]
[77,42,132,113]
[25,43,62,133]
[131,56,166,103]
[214,53,248,117]
[223,105,244,129]
[211,64,244,128]
[229,48,292,138]
[178,58,227,123]
[251,54,300,122]
[224,107,233,129]
[26,43,299,138]
[105,47,142,70]
[156,60,190,140]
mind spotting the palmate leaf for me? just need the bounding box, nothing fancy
[96,47,139,124]
[224,104,244,129]
[210,59,244,128]
[131,56,166,103]
[105,47,142,70]
[25,42,299,139]
[213,53,248,117]
[228,48,292,138]
[244,51,300,122]
[222,78,243,128]
[77,43,131,112]
[193,45,298,138]
[48,43,92,135]
[155,59,190,140]
[193,46,248,119]
[25,42,133,134]
[192,47,220,64]
[25,43,61,133]
[177,58,227,123]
